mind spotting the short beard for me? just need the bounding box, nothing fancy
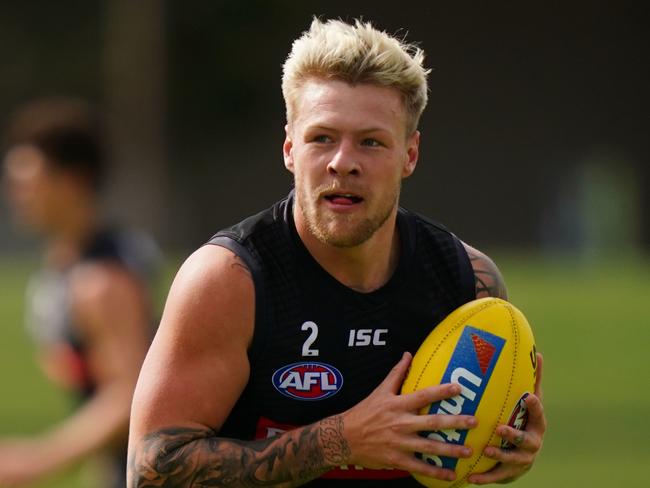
[296,182,400,248]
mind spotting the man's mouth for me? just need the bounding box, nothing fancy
[323,193,364,205]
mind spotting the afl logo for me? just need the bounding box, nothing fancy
[272,362,343,401]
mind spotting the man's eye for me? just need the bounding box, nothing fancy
[361,138,381,147]
[312,135,332,143]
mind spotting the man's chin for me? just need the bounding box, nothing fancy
[312,222,375,248]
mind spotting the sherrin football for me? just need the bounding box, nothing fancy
[401,297,537,488]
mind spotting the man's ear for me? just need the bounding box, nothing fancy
[283,124,294,173]
[402,130,420,178]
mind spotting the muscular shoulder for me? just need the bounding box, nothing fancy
[130,245,254,434]
[462,243,508,300]
[159,244,255,352]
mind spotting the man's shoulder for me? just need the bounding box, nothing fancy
[69,260,141,302]
[179,244,251,287]
[461,243,508,300]
[399,208,508,301]
[158,244,255,351]
[206,196,297,282]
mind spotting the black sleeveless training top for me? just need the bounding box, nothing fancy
[207,193,476,486]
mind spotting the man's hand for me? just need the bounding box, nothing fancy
[342,351,478,483]
[469,352,546,484]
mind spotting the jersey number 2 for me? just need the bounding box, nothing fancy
[301,321,319,357]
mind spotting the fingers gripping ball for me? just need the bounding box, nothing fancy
[401,298,537,487]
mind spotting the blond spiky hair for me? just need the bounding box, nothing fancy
[282,18,430,134]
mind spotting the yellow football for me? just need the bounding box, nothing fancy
[401,297,537,487]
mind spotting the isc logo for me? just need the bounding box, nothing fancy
[272,362,343,401]
[419,326,506,470]
[348,328,388,347]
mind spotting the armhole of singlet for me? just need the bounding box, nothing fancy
[205,235,267,363]
[453,236,477,303]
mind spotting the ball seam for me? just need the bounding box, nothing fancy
[412,298,497,390]
[455,301,519,487]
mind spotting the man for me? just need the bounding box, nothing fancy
[1,98,157,487]
[128,18,545,487]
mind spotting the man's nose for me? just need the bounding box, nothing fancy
[327,140,360,176]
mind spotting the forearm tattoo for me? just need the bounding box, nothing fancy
[128,416,350,488]
[318,416,350,465]
[466,247,508,300]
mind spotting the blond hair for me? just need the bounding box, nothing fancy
[282,18,430,134]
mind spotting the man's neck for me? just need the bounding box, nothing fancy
[294,207,400,293]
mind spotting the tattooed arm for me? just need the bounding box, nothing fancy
[128,245,346,488]
[462,243,508,299]
[130,417,348,487]
[129,245,475,487]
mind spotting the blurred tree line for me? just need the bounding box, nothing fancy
[1,0,647,256]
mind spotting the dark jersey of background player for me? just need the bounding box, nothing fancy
[26,227,158,486]
[26,228,158,399]
[0,97,157,488]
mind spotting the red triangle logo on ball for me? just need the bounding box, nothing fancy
[471,334,497,374]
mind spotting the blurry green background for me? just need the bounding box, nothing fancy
[1,0,648,487]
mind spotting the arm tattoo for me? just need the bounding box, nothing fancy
[128,416,350,488]
[230,255,252,277]
[318,416,350,465]
[465,246,508,300]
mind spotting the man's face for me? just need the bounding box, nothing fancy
[2,145,69,233]
[284,79,419,248]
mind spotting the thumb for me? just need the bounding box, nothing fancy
[378,351,412,394]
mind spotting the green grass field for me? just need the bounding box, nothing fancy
[1,253,648,487]
[500,254,650,486]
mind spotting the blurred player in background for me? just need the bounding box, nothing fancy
[0,98,159,488]
[128,18,545,487]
